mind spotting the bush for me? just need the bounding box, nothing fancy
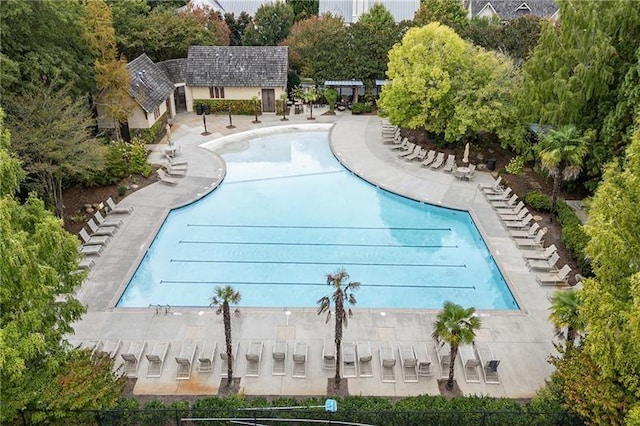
[351,102,372,114]
[117,185,127,196]
[556,200,592,276]
[98,138,153,185]
[524,190,552,212]
[505,156,525,175]
[194,99,258,115]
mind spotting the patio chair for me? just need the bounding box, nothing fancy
[491,194,518,210]
[379,344,396,383]
[414,344,433,377]
[391,138,411,151]
[504,213,534,229]
[80,244,103,256]
[458,344,481,383]
[399,345,418,383]
[176,342,198,380]
[435,342,450,378]
[514,228,545,248]
[164,165,187,177]
[245,341,264,377]
[165,153,188,166]
[536,264,572,286]
[420,150,437,167]
[486,187,513,201]
[341,342,358,378]
[466,164,476,180]
[496,200,525,216]
[357,342,373,377]
[79,228,111,247]
[105,197,134,215]
[146,341,170,378]
[94,210,123,228]
[522,244,557,261]
[475,344,500,384]
[292,342,308,379]
[78,258,95,270]
[322,340,336,370]
[197,341,217,373]
[87,218,118,237]
[510,222,540,239]
[405,147,426,161]
[500,207,529,222]
[94,339,121,359]
[442,155,456,173]
[429,152,446,169]
[157,169,178,185]
[479,176,503,194]
[121,341,147,378]
[272,341,287,376]
[527,252,560,271]
[220,341,240,378]
[398,143,418,157]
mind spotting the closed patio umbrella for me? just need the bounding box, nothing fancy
[462,142,470,164]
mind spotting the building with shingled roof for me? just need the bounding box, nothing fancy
[466,0,559,22]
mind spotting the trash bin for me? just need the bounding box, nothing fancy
[487,158,496,171]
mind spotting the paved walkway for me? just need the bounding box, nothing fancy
[71,109,556,399]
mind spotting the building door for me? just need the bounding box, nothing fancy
[174,86,187,113]
[119,121,131,142]
[261,89,275,112]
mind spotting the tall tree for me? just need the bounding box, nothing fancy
[536,125,591,222]
[548,289,584,349]
[287,0,318,22]
[284,13,351,84]
[211,285,241,387]
[242,1,294,46]
[348,3,400,86]
[413,0,468,34]
[224,11,252,46]
[4,83,105,219]
[432,301,481,390]
[378,23,520,144]
[84,0,133,140]
[317,269,360,388]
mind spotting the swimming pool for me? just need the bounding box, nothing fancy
[118,131,518,310]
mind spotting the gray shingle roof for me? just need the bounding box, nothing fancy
[186,46,288,87]
[469,0,558,21]
[156,59,188,84]
[127,54,174,112]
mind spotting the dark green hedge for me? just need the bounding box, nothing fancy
[524,190,552,212]
[556,200,592,276]
[194,99,261,116]
[131,112,167,144]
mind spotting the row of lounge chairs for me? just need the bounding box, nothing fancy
[157,154,189,185]
[479,177,572,285]
[77,197,134,270]
[435,342,501,384]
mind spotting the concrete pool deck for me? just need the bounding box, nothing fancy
[70,109,558,399]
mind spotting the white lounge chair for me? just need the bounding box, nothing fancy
[341,342,357,378]
[94,339,121,359]
[522,244,557,261]
[272,341,287,376]
[176,342,198,380]
[486,187,513,201]
[491,194,518,209]
[379,345,396,383]
[146,341,170,378]
[536,264,571,286]
[476,344,500,384]
[528,252,560,271]
[157,169,177,185]
[466,164,476,180]
[399,345,418,383]
[459,344,481,383]
[121,341,147,378]
[164,165,187,177]
[94,210,123,228]
[414,344,433,377]
[479,176,503,194]
[398,143,418,157]
[322,340,336,370]
[79,228,110,246]
[442,154,456,173]
[391,138,411,151]
[357,342,373,377]
[405,147,426,161]
[500,207,529,222]
[198,341,217,373]
[435,342,450,378]
[87,218,118,236]
[496,201,525,216]
[292,342,308,378]
[105,197,134,214]
[165,153,188,166]
[420,150,437,167]
[78,258,95,270]
[429,152,445,169]
[504,213,534,229]
[514,228,545,248]
[220,341,239,378]
[80,244,103,256]
[245,341,263,377]
[510,222,540,239]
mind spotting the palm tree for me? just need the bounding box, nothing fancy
[549,289,584,349]
[432,301,481,390]
[537,125,590,222]
[317,268,360,388]
[210,285,241,386]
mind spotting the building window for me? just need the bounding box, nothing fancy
[153,107,160,121]
[209,86,225,99]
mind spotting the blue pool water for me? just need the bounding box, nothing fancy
[118,131,518,310]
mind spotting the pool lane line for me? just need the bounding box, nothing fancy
[169,259,466,268]
[159,280,475,290]
[187,224,451,231]
[179,240,459,249]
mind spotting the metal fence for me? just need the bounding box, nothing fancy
[18,408,583,426]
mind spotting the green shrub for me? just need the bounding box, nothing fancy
[117,185,127,196]
[556,200,592,276]
[505,156,525,175]
[99,138,153,185]
[194,99,257,115]
[351,102,372,114]
[524,190,552,212]
[131,113,166,144]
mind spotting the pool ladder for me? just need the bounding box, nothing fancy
[149,304,171,315]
